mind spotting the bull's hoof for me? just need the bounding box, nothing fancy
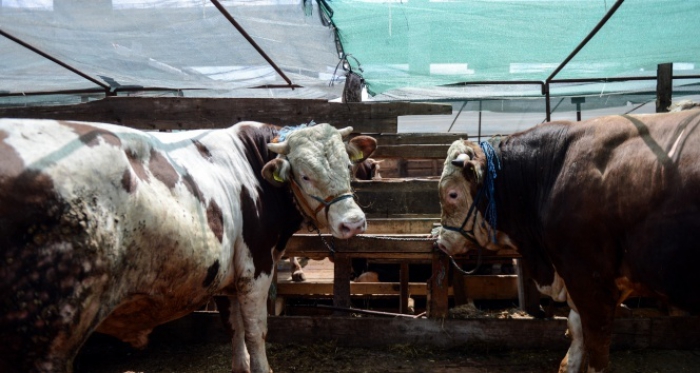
[291,271,306,282]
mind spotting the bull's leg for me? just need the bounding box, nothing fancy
[215,296,251,373]
[236,274,274,373]
[289,257,305,282]
[558,309,585,373]
[580,306,615,373]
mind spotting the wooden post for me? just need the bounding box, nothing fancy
[515,258,544,318]
[427,250,449,318]
[452,267,468,306]
[332,254,352,315]
[399,262,410,314]
[656,63,673,113]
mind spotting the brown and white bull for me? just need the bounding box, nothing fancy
[436,109,700,372]
[0,118,376,373]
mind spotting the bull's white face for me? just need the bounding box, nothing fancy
[263,123,376,239]
[436,140,496,255]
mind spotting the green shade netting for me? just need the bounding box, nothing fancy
[327,0,700,97]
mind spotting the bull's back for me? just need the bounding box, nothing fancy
[541,110,700,311]
[0,119,231,354]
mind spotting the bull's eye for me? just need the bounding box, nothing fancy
[302,175,310,181]
[449,192,459,199]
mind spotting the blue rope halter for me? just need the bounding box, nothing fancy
[481,140,501,243]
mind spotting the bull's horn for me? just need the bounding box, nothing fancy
[267,141,290,155]
[338,126,354,138]
[451,153,469,167]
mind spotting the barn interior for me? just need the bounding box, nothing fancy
[2,0,700,371]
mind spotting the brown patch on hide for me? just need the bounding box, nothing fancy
[206,199,224,243]
[121,169,137,193]
[239,186,273,278]
[60,121,122,148]
[182,173,204,202]
[0,130,24,177]
[192,140,212,161]
[126,150,149,181]
[148,149,178,189]
[202,260,220,287]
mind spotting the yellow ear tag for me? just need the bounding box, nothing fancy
[273,172,283,183]
[351,153,364,162]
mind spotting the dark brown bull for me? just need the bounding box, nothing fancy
[437,109,700,372]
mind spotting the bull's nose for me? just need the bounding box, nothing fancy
[338,218,366,238]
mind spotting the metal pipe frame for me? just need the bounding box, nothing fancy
[0,28,113,95]
[209,0,295,89]
[544,0,626,121]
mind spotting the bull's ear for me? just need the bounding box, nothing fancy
[347,135,377,163]
[261,158,291,187]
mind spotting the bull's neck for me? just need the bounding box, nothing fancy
[236,124,303,249]
[473,137,503,244]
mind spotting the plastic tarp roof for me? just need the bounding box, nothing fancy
[328,0,700,100]
[1,0,699,106]
[0,0,343,102]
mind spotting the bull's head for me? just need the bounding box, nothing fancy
[262,123,376,239]
[436,139,509,256]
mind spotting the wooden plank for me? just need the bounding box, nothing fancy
[155,313,700,351]
[365,218,439,234]
[267,316,571,350]
[276,281,430,296]
[372,144,451,159]
[275,276,519,300]
[285,234,519,259]
[352,178,441,216]
[296,218,439,235]
[352,133,467,145]
[0,97,451,133]
[285,234,436,257]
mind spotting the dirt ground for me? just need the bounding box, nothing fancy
[77,335,700,373]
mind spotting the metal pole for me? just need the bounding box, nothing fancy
[210,0,295,89]
[447,101,468,133]
[0,28,112,95]
[478,100,482,143]
[545,0,625,84]
[545,0,625,121]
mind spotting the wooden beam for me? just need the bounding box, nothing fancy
[275,276,519,300]
[372,145,451,159]
[285,234,519,259]
[154,312,700,351]
[0,97,451,133]
[353,133,467,145]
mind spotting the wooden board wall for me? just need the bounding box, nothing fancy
[0,97,452,133]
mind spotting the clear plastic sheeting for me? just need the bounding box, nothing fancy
[1,0,700,107]
[0,0,344,103]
